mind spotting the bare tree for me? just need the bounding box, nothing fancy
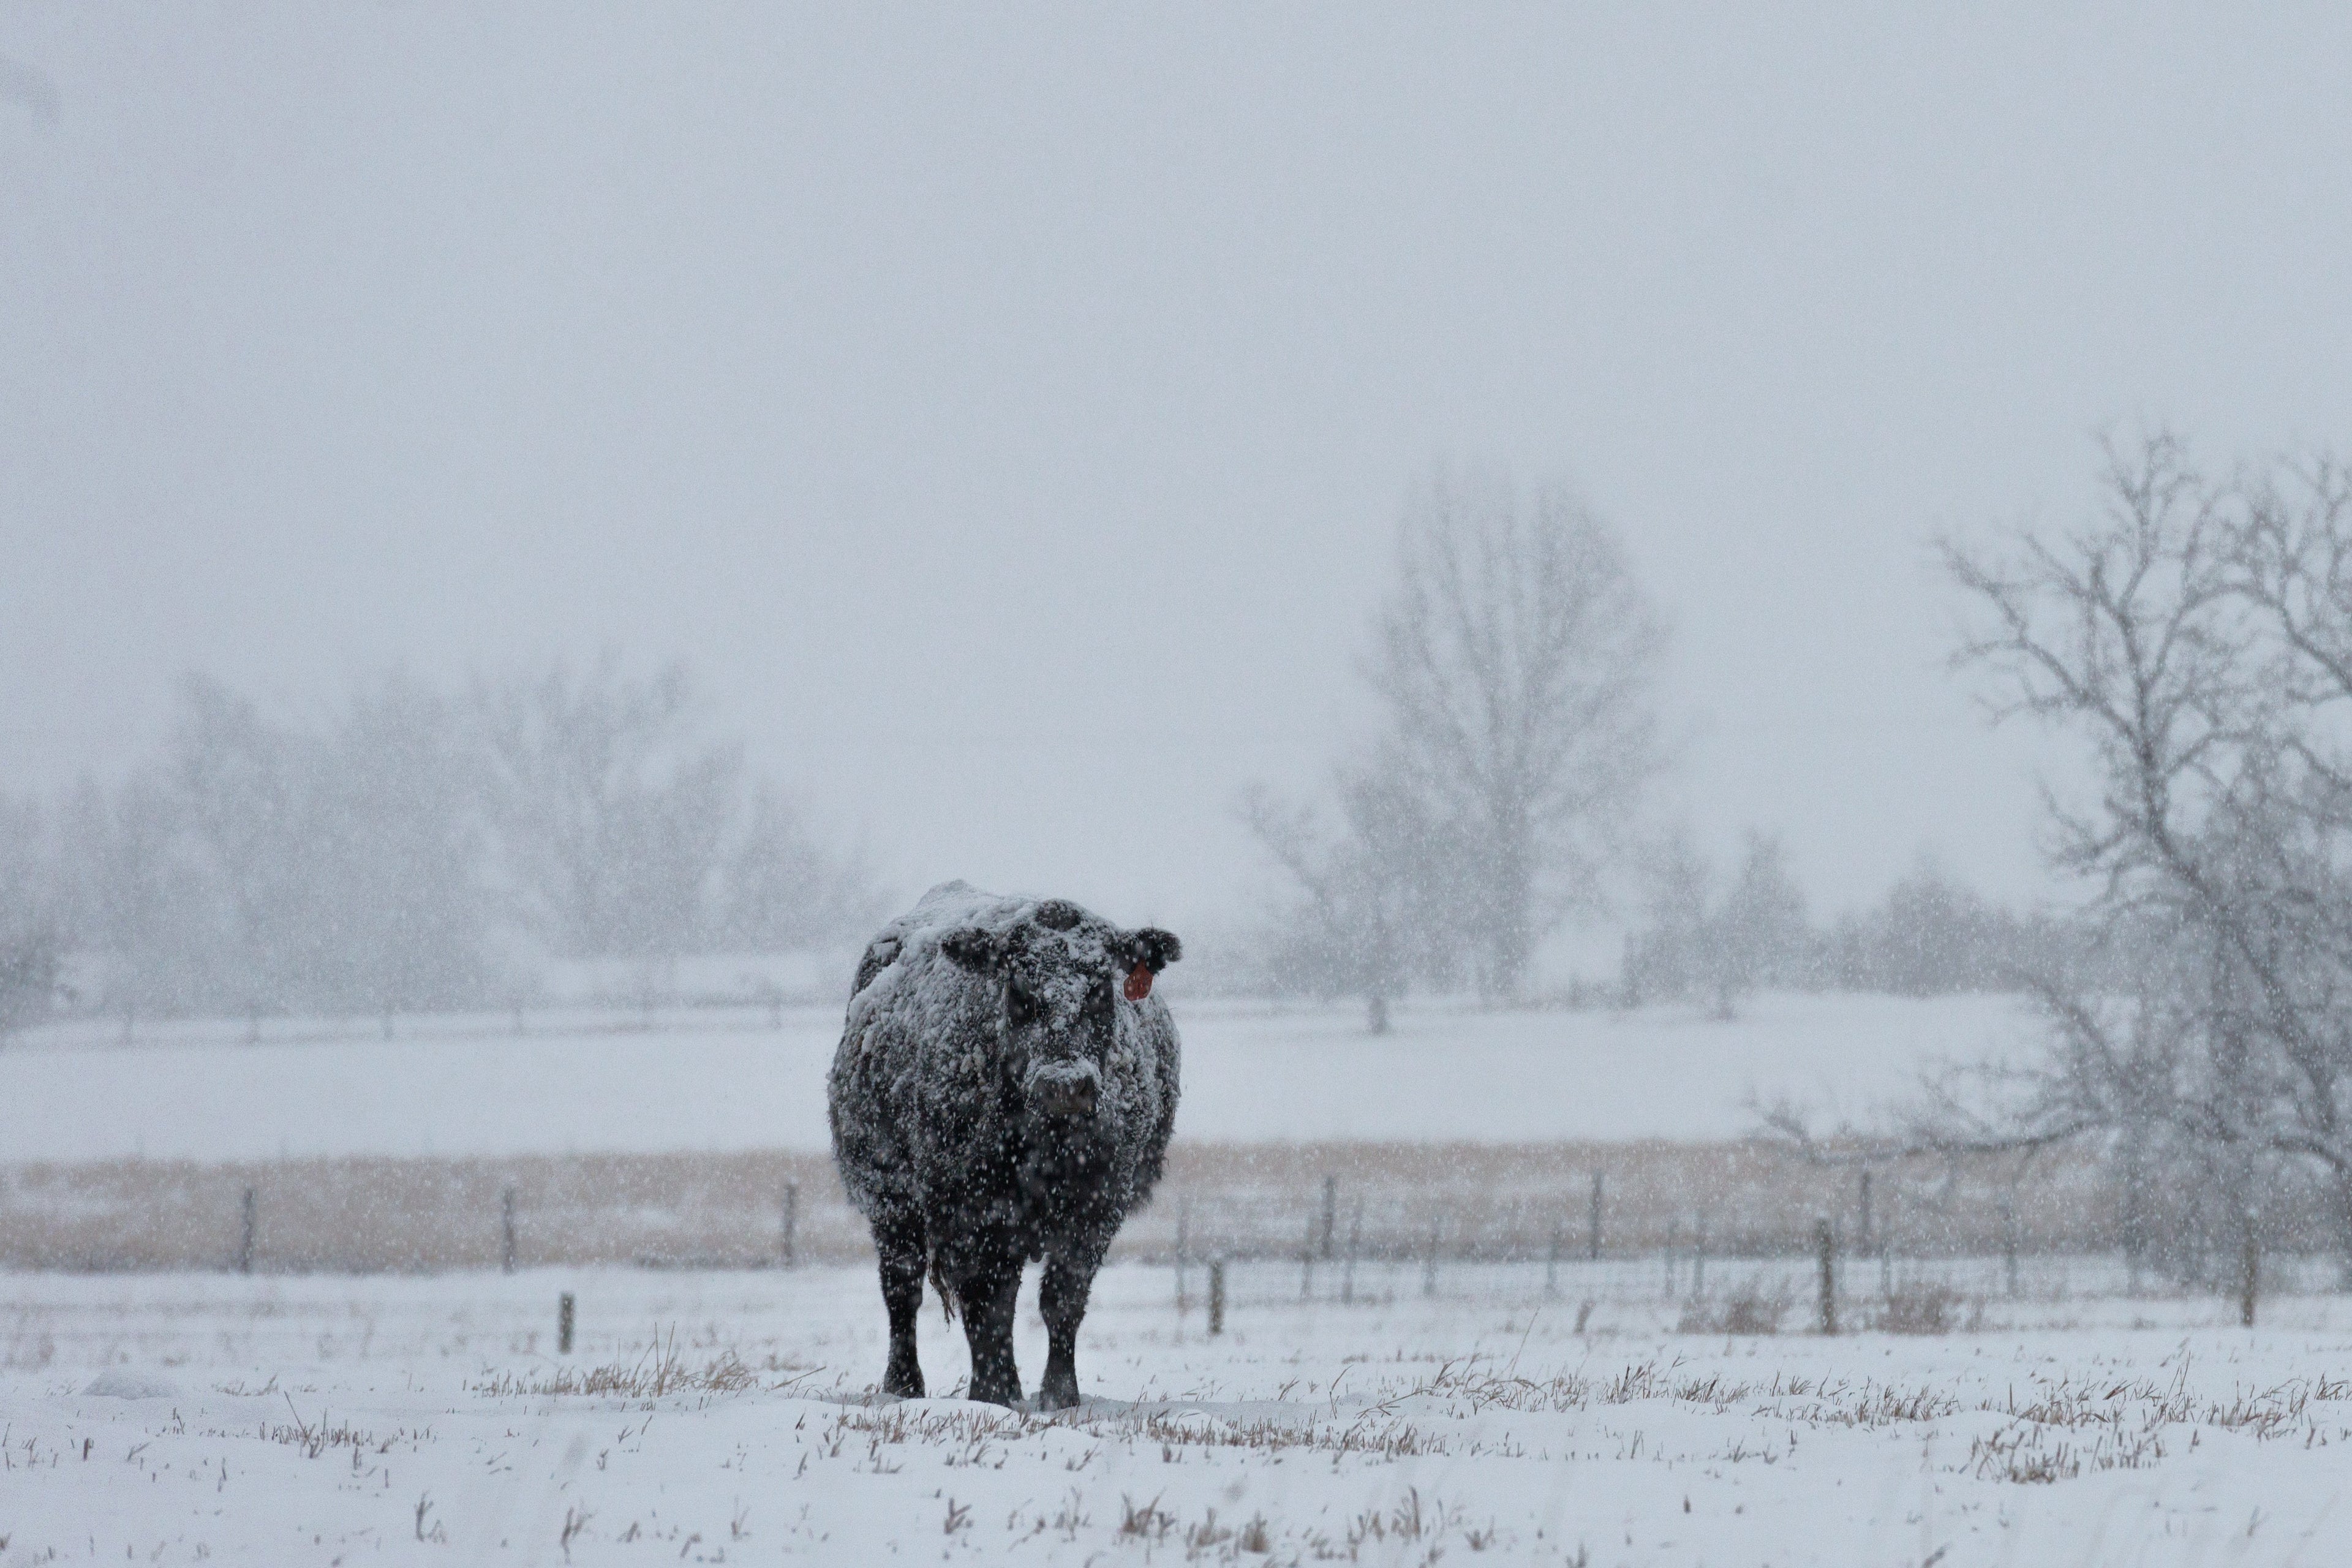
[1623,827,1816,1014]
[160,672,494,1014]
[1707,830,1812,1016]
[1370,471,1665,1000]
[1619,827,1713,1008]
[170,675,319,1012]
[1819,856,2050,997]
[477,655,879,964]
[55,771,217,1020]
[475,657,743,960]
[1240,757,1472,1030]
[1945,432,2352,1273]
[0,793,59,1033]
[719,783,887,953]
[315,672,490,1013]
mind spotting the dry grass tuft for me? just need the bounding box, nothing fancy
[1677,1282,1790,1335]
[1872,1283,1975,1335]
[470,1327,793,1400]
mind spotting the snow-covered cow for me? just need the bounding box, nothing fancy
[827,881,1182,1408]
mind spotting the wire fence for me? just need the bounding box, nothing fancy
[6,998,827,1054]
[1178,1250,2348,1318]
[2,1144,2342,1332]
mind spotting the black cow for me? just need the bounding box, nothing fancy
[827,881,1182,1408]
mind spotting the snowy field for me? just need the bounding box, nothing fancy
[0,993,2039,1163]
[5,1264,2350,1566]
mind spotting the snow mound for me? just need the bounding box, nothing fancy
[81,1369,180,1400]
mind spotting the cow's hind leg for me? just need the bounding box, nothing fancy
[959,1254,1024,1407]
[876,1215,926,1399]
[1036,1250,1098,1411]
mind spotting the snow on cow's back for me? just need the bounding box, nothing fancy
[842,880,1030,1020]
[894,880,1024,941]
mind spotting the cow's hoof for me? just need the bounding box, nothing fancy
[882,1363,924,1400]
[969,1379,1022,1409]
[1035,1380,1080,1412]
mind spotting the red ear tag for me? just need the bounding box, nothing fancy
[1123,964,1153,1001]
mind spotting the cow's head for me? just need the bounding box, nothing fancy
[938,899,1182,1121]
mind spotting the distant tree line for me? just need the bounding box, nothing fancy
[1621,836,2078,1012]
[0,657,883,1024]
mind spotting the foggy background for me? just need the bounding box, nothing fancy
[8,2,2352,957]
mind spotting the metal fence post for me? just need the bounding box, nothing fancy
[1815,1216,1837,1336]
[237,1187,257,1275]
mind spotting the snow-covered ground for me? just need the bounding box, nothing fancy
[0,992,2039,1162]
[5,1263,2349,1565]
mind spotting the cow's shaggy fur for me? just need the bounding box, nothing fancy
[827,881,1182,1408]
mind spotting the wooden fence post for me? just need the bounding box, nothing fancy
[1422,1214,1441,1298]
[1858,1169,1872,1255]
[782,1182,799,1268]
[1692,1212,1707,1300]
[1664,1218,1679,1299]
[502,1187,518,1274]
[1878,1186,1895,1298]
[1588,1170,1604,1261]
[1300,1213,1317,1302]
[2239,1218,2260,1328]
[558,1292,575,1355]
[1208,1259,1226,1336]
[1545,1218,1562,1298]
[237,1187,256,1275]
[1342,1196,1362,1305]
[1320,1174,1338,1261]
[1175,1198,1191,1314]
[2000,1191,2019,1298]
[1815,1216,1837,1336]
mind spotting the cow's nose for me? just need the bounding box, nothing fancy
[1031,1065,1099,1118]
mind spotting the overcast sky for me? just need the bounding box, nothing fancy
[6,4,2351,948]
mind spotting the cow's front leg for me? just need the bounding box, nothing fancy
[959,1257,1024,1407]
[875,1216,927,1399]
[1036,1250,1099,1411]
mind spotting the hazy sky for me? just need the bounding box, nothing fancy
[6,4,2351,950]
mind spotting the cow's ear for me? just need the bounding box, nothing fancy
[1123,928,1182,974]
[938,927,1004,972]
